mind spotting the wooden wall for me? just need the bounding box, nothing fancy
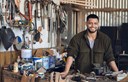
[0,51,19,82]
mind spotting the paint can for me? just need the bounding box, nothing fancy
[33,57,43,70]
[42,56,49,69]
[49,56,56,68]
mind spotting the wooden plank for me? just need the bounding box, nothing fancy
[77,11,85,33]
[3,70,49,82]
[84,8,128,12]
[60,0,95,7]
[0,52,5,67]
[119,76,128,82]
[5,51,17,65]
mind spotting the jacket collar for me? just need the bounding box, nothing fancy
[84,30,100,40]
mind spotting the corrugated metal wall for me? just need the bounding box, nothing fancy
[84,0,128,26]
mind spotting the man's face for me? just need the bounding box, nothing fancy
[86,18,99,33]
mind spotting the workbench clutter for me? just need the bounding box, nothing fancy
[50,71,128,82]
[3,69,128,82]
[2,48,67,81]
[50,71,116,82]
[2,48,128,82]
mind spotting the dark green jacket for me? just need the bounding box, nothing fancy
[67,30,115,73]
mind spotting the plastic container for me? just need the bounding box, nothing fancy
[21,49,32,59]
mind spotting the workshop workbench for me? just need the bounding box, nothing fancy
[2,70,48,82]
[2,70,128,82]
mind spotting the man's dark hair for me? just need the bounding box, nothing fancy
[86,14,99,21]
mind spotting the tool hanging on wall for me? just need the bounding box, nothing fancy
[58,6,67,33]
[14,0,20,10]
[37,26,43,43]
[5,0,33,30]
[2,0,4,7]
[0,3,4,26]
[21,29,29,49]
[0,3,16,50]
[33,10,42,43]
[5,0,16,26]
[20,0,33,28]
[56,6,61,48]
[47,4,53,45]
[24,0,30,16]
[33,10,38,42]
[40,1,44,29]
[9,0,34,30]
[0,3,3,44]
[43,4,48,30]
[50,2,58,47]
[20,0,32,21]
[31,0,45,29]
[57,6,68,48]
[13,31,31,51]
[35,0,40,18]
[0,26,16,50]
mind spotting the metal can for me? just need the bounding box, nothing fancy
[49,56,56,68]
[42,56,49,69]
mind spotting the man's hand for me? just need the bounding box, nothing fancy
[60,71,68,78]
[60,56,74,78]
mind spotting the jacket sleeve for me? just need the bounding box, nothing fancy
[67,36,79,59]
[104,38,115,64]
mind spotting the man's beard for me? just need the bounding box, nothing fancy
[87,28,98,33]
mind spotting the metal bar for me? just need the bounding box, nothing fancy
[119,0,121,25]
[40,3,44,29]
[115,0,118,26]
[127,0,128,22]
[124,0,127,23]
[121,0,124,23]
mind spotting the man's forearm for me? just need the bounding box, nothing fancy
[109,61,119,72]
[64,56,74,72]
